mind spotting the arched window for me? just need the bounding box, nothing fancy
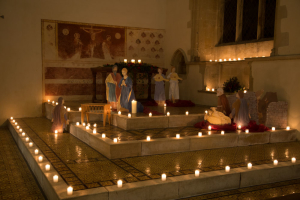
[170,49,188,74]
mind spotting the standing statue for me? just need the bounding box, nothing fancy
[216,88,231,116]
[118,68,144,112]
[153,68,169,106]
[105,65,122,110]
[229,90,250,127]
[167,67,183,103]
[51,97,69,133]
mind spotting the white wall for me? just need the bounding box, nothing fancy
[0,0,167,126]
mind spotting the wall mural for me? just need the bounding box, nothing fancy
[42,20,165,100]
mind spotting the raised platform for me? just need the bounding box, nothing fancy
[8,118,300,200]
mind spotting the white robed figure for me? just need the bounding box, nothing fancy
[167,67,183,103]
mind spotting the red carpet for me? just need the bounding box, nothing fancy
[166,100,195,107]
[143,100,158,106]
[143,107,164,115]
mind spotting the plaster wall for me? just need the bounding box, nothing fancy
[0,0,167,126]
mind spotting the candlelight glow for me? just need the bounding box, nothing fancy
[76,122,79,126]
[247,163,252,169]
[225,166,230,172]
[161,173,166,181]
[118,111,121,115]
[176,134,180,138]
[149,112,152,117]
[114,138,118,143]
[25,137,29,142]
[208,125,212,130]
[147,136,151,141]
[55,130,58,134]
[244,90,247,93]
[79,107,82,111]
[22,132,25,136]
[245,129,249,134]
[221,130,225,135]
[238,125,241,129]
[124,59,127,63]
[38,156,43,162]
[35,149,39,155]
[138,59,141,63]
[86,126,89,130]
[212,88,215,92]
[195,169,200,177]
[198,132,202,137]
[286,126,290,130]
[167,112,170,116]
[93,128,97,134]
[67,108,70,112]
[82,122,86,126]
[128,113,131,118]
[209,60,212,62]
[67,186,73,195]
[185,111,189,116]
[29,142,33,147]
[102,133,106,138]
[53,175,58,182]
[56,102,58,105]
[131,59,135,63]
[272,127,276,131]
[45,164,50,171]
[292,157,296,163]
[117,180,123,188]
[208,131,211,135]
[94,123,97,128]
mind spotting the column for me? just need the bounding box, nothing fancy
[257,0,266,40]
[235,0,244,42]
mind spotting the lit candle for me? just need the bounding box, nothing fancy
[244,90,247,93]
[212,88,215,92]
[273,160,278,165]
[225,166,230,172]
[87,123,90,127]
[19,129,22,132]
[167,112,170,116]
[76,122,79,126]
[29,142,33,147]
[17,126,20,129]
[118,111,121,115]
[10,117,13,120]
[147,136,151,141]
[176,134,180,139]
[238,125,241,129]
[82,122,86,126]
[52,101,55,104]
[128,113,131,118]
[229,58,231,61]
[67,108,70,112]
[245,129,249,134]
[149,112,152,117]
[185,111,189,116]
[67,186,73,196]
[198,132,202,136]
[247,163,252,169]
[93,128,97,134]
[35,149,39,155]
[124,59,127,63]
[164,103,166,107]
[224,59,227,61]
[238,58,241,61]
[207,88,210,91]
[56,102,58,105]
[25,137,29,142]
[55,130,58,134]
[113,138,118,143]
[45,164,50,171]
[48,100,50,103]
[161,173,166,181]
[38,156,43,162]
[117,180,123,188]
[93,123,97,128]
[15,122,17,125]
[102,133,106,138]
[12,120,15,123]
[86,126,89,130]
[292,157,296,163]
[272,127,276,131]
[22,132,25,136]
[286,126,290,130]
[138,59,141,63]
[131,59,135,63]
[79,107,82,111]
[219,59,222,62]
[208,131,211,135]
[205,110,208,114]
[233,58,236,61]
[209,60,212,62]
[215,60,217,62]
[208,125,212,130]
[221,130,225,135]
[64,106,66,109]
[132,100,137,114]
[53,175,58,182]
[195,169,200,177]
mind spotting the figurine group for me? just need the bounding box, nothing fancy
[105,65,183,111]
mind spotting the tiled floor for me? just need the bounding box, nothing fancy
[0,127,45,200]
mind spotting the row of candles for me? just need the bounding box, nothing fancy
[124,59,142,64]
[205,88,248,93]
[208,56,266,63]
[10,117,74,196]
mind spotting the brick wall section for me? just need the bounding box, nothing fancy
[265,101,288,128]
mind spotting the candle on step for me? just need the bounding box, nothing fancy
[12,119,15,123]
[208,125,212,130]
[10,117,13,120]
[286,126,290,130]
[131,100,137,114]
[55,130,58,134]
[208,131,211,135]
[292,157,296,163]
[164,103,166,107]
[19,129,22,132]
[198,132,202,136]
[52,101,55,105]
[17,126,19,129]
[38,156,43,162]
[212,88,215,92]
[185,111,189,116]
[206,87,210,91]
[67,186,73,195]
[147,136,151,141]
[238,58,241,61]
[244,90,247,93]
[219,59,222,62]
[224,59,227,62]
[102,133,106,138]
[67,108,70,112]
[247,163,252,169]
[233,58,236,61]
[161,173,166,181]
[22,132,25,136]
[225,166,230,172]
[93,123,97,128]
[76,122,79,126]
[128,113,131,118]
[79,107,82,111]
[29,142,33,147]
[195,169,200,177]
[48,100,50,103]
[118,111,121,115]
[138,59,141,63]
[229,58,232,61]
[238,125,241,129]
[209,60,212,62]
[35,149,39,155]
[86,126,89,130]
[273,160,278,165]
[64,106,66,109]
[113,138,118,143]
[221,130,225,135]
[215,60,217,62]
[131,59,135,63]
[124,59,127,63]
[149,112,152,117]
[15,122,17,125]
[53,175,58,182]
[93,128,97,134]
[205,110,208,114]
[167,112,170,116]
[45,164,50,171]
[25,137,29,142]
[82,122,86,126]
[56,102,58,105]
[245,129,249,134]
[272,127,275,131]
[117,180,123,188]
[176,134,180,138]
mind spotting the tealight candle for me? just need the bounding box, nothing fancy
[35,149,39,154]
[67,186,73,195]
[208,131,211,135]
[56,102,58,105]
[238,125,241,129]
[244,90,247,93]
[102,133,106,138]
[17,126,20,129]
[53,175,58,182]
[221,130,225,135]
[117,180,123,188]
[64,106,66,109]
[55,130,58,134]
[86,126,89,130]
[176,134,180,138]
[219,59,222,62]
[164,103,166,107]
[29,142,33,147]
[292,157,296,163]
[76,122,79,126]
[67,108,70,112]
[128,113,131,118]
[205,110,208,114]
[167,112,170,116]
[247,163,252,169]
[93,128,97,134]
[185,111,189,116]
[114,138,118,143]
[224,59,227,61]
[195,169,200,177]
[10,117,13,120]
[198,132,202,136]
[208,125,212,130]
[124,59,127,63]
[215,60,217,62]
[48,100,50,103]
[207,88,210,91]
[93,123,97,128]
[272,127,275,131]
[225,166,230,172]
[147,136,151,141]
[15,122,17,125]
[82,122,86,126]
[161,173,166,181]
[229,58,231,61]
[45,164,50,171]
[52,101,55,104]
[138,59,141,63]
[149,113,152,117]
[87,123,90,127]
[118,111,121,115]
[286,126,290,130]
[131,59,135,63]
[38,156,43,162]
[212,88,215,92]
[25,137,29,142]
[238,58,241,60]
[209,60,212,62]
[233,58,236,61]
[12,120,15,123]
[22,132,25,136]
[273,160,278,165]
[79,107,82,111]
[19,129,22,132]
[245,129,249,134]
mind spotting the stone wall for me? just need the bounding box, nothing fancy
[265,102,288,128]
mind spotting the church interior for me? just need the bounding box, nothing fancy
[1,0,300,199]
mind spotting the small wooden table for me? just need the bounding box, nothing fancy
[81,103,111,126]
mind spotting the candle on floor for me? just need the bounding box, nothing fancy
[76,122,79,126]
[117,180,123,188]
[292,157,296,163]
[176,134,180,138]
[67,186,73,195]
[167,112,170,116]
[22,132,25,136]
[93,123,97,128]
[86,126,89,130]
[55,130,58,134]
[247,163,252,169]
[79,107,82,111]
[25,137,29,142]
[118,111,121,115]
[67,108,70,112]
[45,164,50,171]
[221,131,225,135]
[286,126,290,130]
[225,166,230,172]
[161,173,166,181]
[82,122,86,126]
[149,112,152,117]
[245,129,249,134]
[147,136,151,141]
[185,111,189,116]
[131,59,135,63]
[128,113,131,118]
[124,59,127,63]
[38,156,43,162]
[238,125,241,130]
[102,133,106,138]
[273,160,278,165]
[114,138,118,143]
[208,131,211,135]
[272,127,275,131]
[53,175,58,183]
[195,169,200,177]
[198,132,202,136]
[132,100,137,114]
[208,125,212,130]
[35,149,39,155]
[93,128,97,134]
[29,142,33,147]
[138,59,141,63]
